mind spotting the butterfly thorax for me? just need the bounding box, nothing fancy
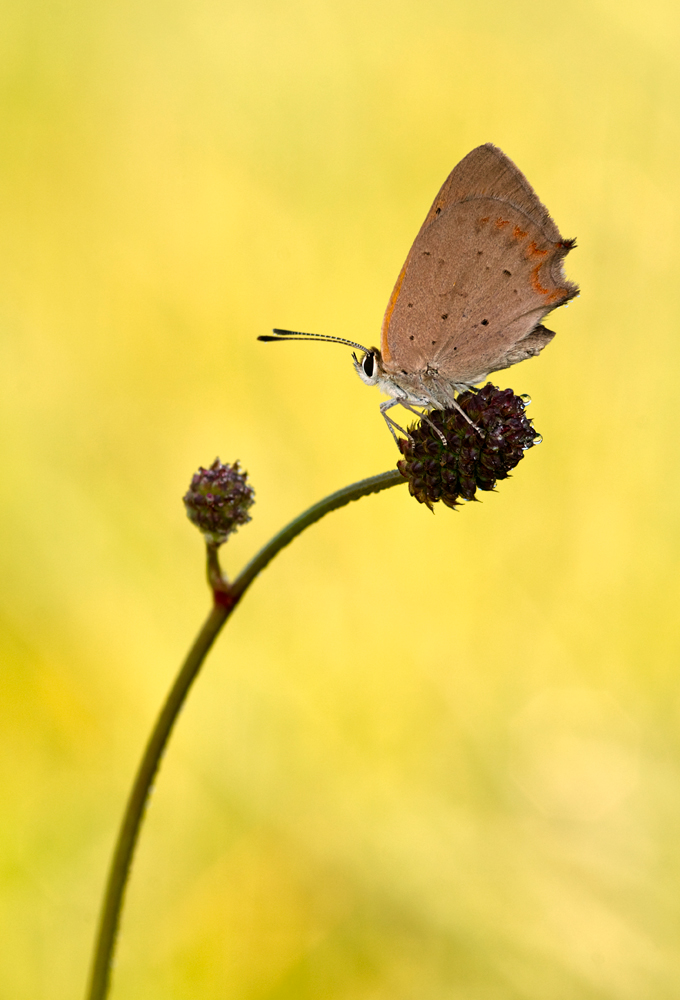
[355,348,475,410]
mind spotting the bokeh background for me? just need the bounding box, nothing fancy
[2,0,680,996]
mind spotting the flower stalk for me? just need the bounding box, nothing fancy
[86,385,540,1000]
[85,468,406,1000]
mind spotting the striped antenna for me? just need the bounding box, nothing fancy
[258,328,370,354]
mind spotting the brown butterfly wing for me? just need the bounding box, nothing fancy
[381,145,577,384]
[413,143,562,243]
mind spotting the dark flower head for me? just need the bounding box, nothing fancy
[397,384,540,510]
[183,459,255,544]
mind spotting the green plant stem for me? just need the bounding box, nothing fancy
[85,468,405,1000]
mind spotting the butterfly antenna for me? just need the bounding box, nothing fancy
[258,328,370,353]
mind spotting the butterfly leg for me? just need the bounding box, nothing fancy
[451,396,483,436]
[379,399,411,446]
[416,373,482,437]
[397,400,448,446]
[379,398,448,447]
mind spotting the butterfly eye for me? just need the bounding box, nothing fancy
[353,349,380,387]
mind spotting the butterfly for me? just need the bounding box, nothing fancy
[260,143,577,441]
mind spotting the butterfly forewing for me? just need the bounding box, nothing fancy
[381,144,577,386]
[414,143,561,243]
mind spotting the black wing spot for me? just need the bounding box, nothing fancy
[453,346,457,350]
[435,207,441,215]
[409,335,414,341]
[422,251,431,256]
[477,249,483,255]
[481,319,489,326]
[503,269,512,276]
[431,340,436,346]
[513,289,518,294]
[407,302,413,308]
[401,369,408,375]
[441,313,448,320]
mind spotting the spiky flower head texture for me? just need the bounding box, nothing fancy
[183,459,255,544]
[397,384,540,510]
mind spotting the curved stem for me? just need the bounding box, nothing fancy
[85,467,406,1000]
[232,469,405,599]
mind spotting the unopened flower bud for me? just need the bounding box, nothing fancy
[183,459,254,544]
[397,384,540,510]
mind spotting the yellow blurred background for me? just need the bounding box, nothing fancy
[3,0,680,996]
